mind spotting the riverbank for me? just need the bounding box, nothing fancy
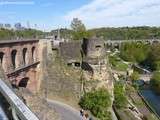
[126,85,159,120]
[140,89,160,118]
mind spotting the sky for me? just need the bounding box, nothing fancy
[0,0,160,31]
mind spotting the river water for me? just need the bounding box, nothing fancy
[140,90,160,116]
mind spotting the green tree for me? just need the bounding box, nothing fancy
[71,18,86,32]
[148,44,160,70]
[120,42,150,63]
[154,61,160,70]
[150,71,160,93]
[70,18,90,40]
[88,26,160,40]
[0,28,44,40]
[79,88,111,120]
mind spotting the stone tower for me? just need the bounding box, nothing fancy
[82,37,113,91]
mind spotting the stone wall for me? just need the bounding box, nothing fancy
[40,51,82,107]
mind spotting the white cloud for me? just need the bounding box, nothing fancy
[64,0,160,28]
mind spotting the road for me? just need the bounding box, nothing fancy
[47,99,81,120]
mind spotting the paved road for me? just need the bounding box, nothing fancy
[47,99,81,120]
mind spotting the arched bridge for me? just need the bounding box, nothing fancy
[0,39,40,93]
[105,39,160,50]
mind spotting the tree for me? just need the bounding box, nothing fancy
[120,42,150,63]
[148,44,160,70]
[71,18,86,32]
[70,18,90,40]
[150,71,160,93]
[0,28,44,40]
[88,26,160,40]
[79,88,112,120]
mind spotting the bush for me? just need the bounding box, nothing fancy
[109,55,128,71]
[79,88,112,120]
[130,71,140,81]
[153,61,160,71]
[150,71,160,93]
[114,82,128,109]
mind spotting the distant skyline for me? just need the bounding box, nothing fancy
[0,0,160,31]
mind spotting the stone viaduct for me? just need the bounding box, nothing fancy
[0,39,41,93]
[105,39,160,50]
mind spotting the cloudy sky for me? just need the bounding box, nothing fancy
[0,0,160,31]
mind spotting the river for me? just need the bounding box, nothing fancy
[140,90,160,117]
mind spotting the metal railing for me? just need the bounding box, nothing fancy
[0,79,39,120]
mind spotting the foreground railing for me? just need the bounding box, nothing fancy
[0,79,39,120]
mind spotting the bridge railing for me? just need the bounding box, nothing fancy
[0,79,39,120]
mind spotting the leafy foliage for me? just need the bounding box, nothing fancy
[79,88,112,120]
[71,18,86,32]
[50,26,160,40]
[120,42,150,63]
[89,26,160,40]
[109,55,128,71]
[114,82,128,109]
[119,42,160,71]
[130,71,140,81]
[148,44,160,70]
[70,18,91,40]
[0,28,44,40]
[150,71,160,93]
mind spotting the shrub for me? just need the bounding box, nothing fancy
[130,71,140,81]
[150,71,160,93]
[114,82,128,109]
[79,88,111,120]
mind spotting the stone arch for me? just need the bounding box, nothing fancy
[0,52,4,69]
[23,48,29,65]
[11,50,18,69]
[18,77,29,88]
[114,43,120,50]
[152,40,159,44]
[136,41,143,44]
[31,46,36,62]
